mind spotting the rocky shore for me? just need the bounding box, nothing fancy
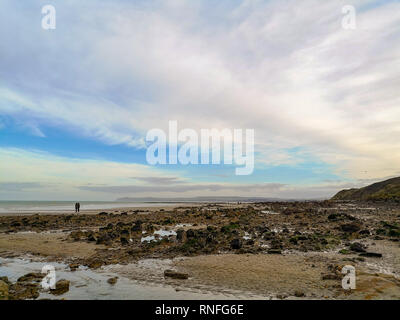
[0,201,399,299]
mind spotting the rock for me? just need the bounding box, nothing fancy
[230,238,242,250]
[267,249,282,254]
[69,263,80,271]
[50,280,70,295]
[96,233,111,245]
[341,223,361,233]
[87,259,103,269]
[322,273,341,280]
[0,277,11,286]
[0,280,9,300]
[176,229,186,242]
[294,290,305,297]
[164,270,189,280]
[328,213,341,221]
[98,212,108,216]
[8,283,39,300]
[131,221,142,232]
[120,229,130,236]
[17,273,43,283]
[120,236,130,245]
[69,230,84,241]
[359,252,382,258]
[107,277,118,285]
[350,242,366,253]
[186,229,196,238]
[245,239,255,246]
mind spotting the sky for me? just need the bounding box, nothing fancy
[1,0,400,201]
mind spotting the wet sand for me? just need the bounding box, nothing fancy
[1,201,400,299]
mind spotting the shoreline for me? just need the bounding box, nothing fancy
[1,201,400,300]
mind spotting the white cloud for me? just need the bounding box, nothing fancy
[0,0,399,183]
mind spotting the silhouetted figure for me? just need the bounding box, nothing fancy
[75,202,81,213]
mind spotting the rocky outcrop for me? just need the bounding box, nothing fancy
[332,177,400,201]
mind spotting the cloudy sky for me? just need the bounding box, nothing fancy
[1,0,399,200]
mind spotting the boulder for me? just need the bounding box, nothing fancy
[50,279,70,296]
[87,259,103,269]
[176,229,186,242]
[322,273,341,280]
[0,280,9,300]
[230,238,242,250]
[120,236,130,245]
[186,229,196,238]
[131,222,142,232]
[107,277,118,285]
[350,242,366,253]
[341,223,361,233]
[267,249,282,254]
[69,263,80,271]
[96,233,112,245]
[164,270,189,280]
[359,252,382,258]
[17,273,43,283]
[8,283,39,300]
[294,290,305,297]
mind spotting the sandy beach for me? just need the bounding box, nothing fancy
[1,201,400,300]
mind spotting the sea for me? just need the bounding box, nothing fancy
[0,201,182,214]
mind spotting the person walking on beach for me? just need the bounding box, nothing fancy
[75,202,80,213]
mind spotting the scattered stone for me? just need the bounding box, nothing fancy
[322,273,341,280]
[350,242,366,253]
[230,238,242,250]
[17,273,43,283]
[164,270,189,280]
[267,249,282,254]
[69,263,80,271]
[50,279,70,295]
[176,229,186,242]
[9,283,40,300]
[0,280,9,300]
[87,259,103,269]
[96,233,112,245]
[294,290,305,297]
[359,252,382,258]
[341,223,361,233]
[107,277,118,285]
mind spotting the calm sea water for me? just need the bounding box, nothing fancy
[0,201,180,214]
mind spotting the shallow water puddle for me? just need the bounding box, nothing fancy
[0,257,241,299]
[141,227,179,243]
